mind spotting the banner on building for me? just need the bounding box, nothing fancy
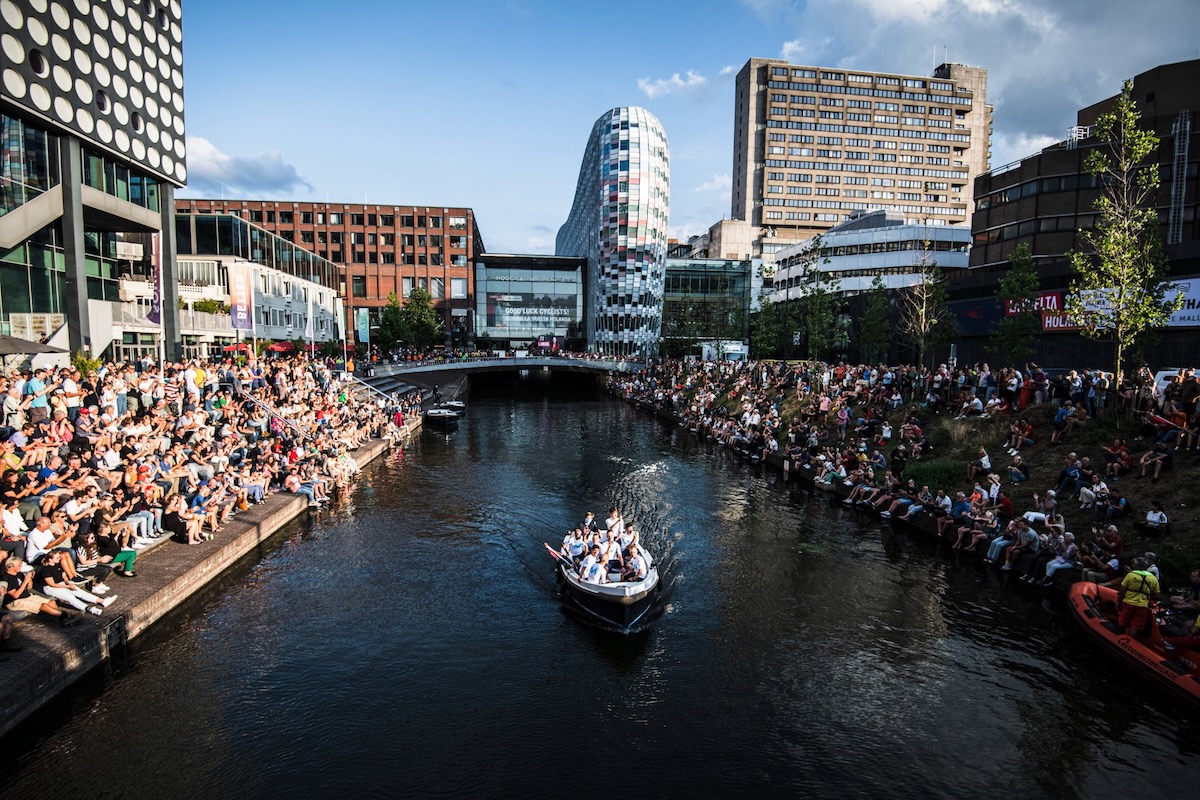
[144,233,162,324]
[229,263,254,331]
[356,308,370,344]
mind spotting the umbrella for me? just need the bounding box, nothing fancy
[267,341,295,353]
[0,335,66,356]
[222,342,251,352]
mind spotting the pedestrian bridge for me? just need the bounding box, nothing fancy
[364,356,644,389]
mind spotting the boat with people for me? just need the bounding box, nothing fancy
[1067,581,1200,709]
[545,511,660,632]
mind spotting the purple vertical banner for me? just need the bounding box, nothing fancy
[145,233,162,324]
[229,263,255,331]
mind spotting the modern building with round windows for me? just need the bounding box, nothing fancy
[1,0,187,357]
[556,107,670,357]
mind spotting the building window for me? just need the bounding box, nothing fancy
[300,231,314,244]
[400,215,414,227]
[329,213,342,224]
[430,278,444,299]
[353,251,366,263]
[380,214,395,227]
[351,276,366,297]
[402,234,414,247]
[430,215,442,228]
[301,211,313,224]
[381,252,395,264]
[450,278,467,299]
[381,234,395,245]
[449,216,466,229]
[367,233,376,245]
[402,253,414,265]
[316,212,325,224]
[417,216,427,227]
[418,254,427,265]
[330,232,343,244]
[330,250,343,261]
[401,277,414,297]
[429,235,442,248]
[279,211,293,224]
[350,213,364,226]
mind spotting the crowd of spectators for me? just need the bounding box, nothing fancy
[610,358,1196,595]
[0,353,409,639]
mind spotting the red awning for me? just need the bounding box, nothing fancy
[222,342,251,352]
[267,341,295,352]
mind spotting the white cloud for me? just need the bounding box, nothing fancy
[693,174,732,193]
[719,65,736,76]
[181,136,311,197]
[637,69,708,99]
[525,235,551,253]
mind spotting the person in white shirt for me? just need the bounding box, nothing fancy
[581,553,608,585]
[622,551,647,582]
[577,546,600,579]
[605,506,624,537]
[561,529,587,564]
[60,368,83,422]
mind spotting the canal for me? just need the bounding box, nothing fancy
[2,373,1197,798]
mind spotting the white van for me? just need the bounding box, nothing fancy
[1154,368,1198,406]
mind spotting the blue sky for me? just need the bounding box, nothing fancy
[178,0,1200,253]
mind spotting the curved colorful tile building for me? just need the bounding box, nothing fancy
[556,107,670,357]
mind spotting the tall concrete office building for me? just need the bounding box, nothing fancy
[556,106,670,357]
[732,58,990,260]
[1,0,186,357]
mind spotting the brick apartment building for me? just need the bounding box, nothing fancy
[175,199,484,345]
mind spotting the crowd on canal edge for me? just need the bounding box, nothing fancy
[608,359,1200,644]
[0,354,421,656]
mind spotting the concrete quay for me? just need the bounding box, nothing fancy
[0,438,393,739]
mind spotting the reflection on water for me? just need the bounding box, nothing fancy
[2,372,1198,799]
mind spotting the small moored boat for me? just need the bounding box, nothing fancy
[1067,581,1200,709]
[440,400,466,416]
[424,407,460,428]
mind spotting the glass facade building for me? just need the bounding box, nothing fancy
[1,0,186,356]
[472,254,586,348]
[662,258,756,357]
[556,107,670,357]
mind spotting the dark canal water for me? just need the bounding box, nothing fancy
[2,373,1198,799]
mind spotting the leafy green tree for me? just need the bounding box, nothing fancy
[991,242,1042,366]
[750,281,786,358]
[798,272,840,361]
[857,275,891,364]
[1063,80,1183,379]
[377,292,407,351]
[398,287,442,349]
[897,258,949,369]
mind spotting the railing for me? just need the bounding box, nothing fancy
[238,392,316,442]
[373,354,644,374]
[344,374,397,405]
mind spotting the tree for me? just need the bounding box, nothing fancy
[857,275,891,364]
[991,242,1042,366]
[1063,80,1183,380]
[750,283,786,358]
[897,260,949,369]
[798,268,841,361]
[377,292,407,351]
[397,287,442,349]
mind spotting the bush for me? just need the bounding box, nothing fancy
[903,459,962,493]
